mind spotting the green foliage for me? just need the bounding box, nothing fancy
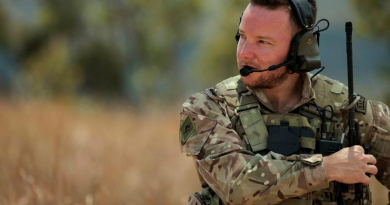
[351,0,390,105]
[351,0,390,42]
[125,0,204,103]
[76,41,124,97]
[378,67,390,105]
[40,0,83,36]
[0,4,7,47]
[2,0,388,105]
[16,38,80,98]
[1,0,207,103]
[194,1,248,85]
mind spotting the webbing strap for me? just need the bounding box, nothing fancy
[277,193,313,205]
[300,137,316,150]
[319,202,338,205]
[237,103,269,152]
[210,193,220,205]
[278,199,338,205]
[277,199,311,205]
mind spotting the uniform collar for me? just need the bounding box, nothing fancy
[248,73,316,112]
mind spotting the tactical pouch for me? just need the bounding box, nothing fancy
[236,103,269,153]
[236,104,318,155]
[187,192,205,205]
[267,120,300,156]
[276,193,313,205]
[277,199,312,205]
[186,187,221,205]
[264,113,317,155]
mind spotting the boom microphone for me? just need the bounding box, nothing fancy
[239,60,294,77]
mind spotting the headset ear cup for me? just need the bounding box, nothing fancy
[287,31,304,73]
[296,56,305,65]
[287,29,321,73]
[297,31,321,72]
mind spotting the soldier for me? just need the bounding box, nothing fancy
[179,0,390,204]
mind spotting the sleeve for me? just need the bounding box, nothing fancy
[365,100,390,189]
[179,92,330,205]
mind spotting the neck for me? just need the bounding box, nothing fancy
[262,73,304,113]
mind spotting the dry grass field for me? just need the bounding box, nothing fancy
[0,99,387,205]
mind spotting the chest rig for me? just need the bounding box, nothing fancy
[230,91,342,156]
[202,75,373,205]
[208,75,348,157]
[233,94,312,155]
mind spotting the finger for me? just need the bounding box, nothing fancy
[365,154,377,165]
[353,145,364,153]
[365,165,378,175]
[361,176,371,186]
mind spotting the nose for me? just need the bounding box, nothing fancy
[238,41,256,60]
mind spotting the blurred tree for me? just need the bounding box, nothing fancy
[2,0,206,104]
[16,38,81,98]
[0,4,7,47]
[2,0,388,105]
[40,0,83,36]
[351,1,390,41]
[122,0,203,104]
[9,0,84,99]
[76,41,124,98]
[0,4,12,95]
[8,0,127,100]
[378,67,390,104]
[17,0,83,61]
[351,0,390,104]
[193,0,248,86]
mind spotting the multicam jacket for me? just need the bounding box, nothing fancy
[179,73,390,205]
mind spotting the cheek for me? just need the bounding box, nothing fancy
[267,46,289,63]
[236,42,244,58]
[277,41,292,58]
[257,46,277,61]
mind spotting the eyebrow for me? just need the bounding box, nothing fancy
[238,29,275,41]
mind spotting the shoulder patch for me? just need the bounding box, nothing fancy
[180,115,196,145]
[355,95,367,114]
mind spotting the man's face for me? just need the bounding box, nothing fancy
[237,4,296,89]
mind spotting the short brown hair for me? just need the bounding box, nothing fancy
[250,0,317,30]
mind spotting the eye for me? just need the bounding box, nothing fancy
[258,40,269,44]
[239,33,246,39]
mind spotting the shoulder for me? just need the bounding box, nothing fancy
[179,76,243,156]
[366,100,390,132]
[182,75,247,113]
[180,76,241,132]
[311,74,349,113]
[181,91,228,124]
[214,75,248,107]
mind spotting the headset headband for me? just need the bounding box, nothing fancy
[288,0,314,29]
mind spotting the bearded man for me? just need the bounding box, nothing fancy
[179,0,390,204]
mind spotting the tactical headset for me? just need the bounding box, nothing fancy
[236,0,323,75]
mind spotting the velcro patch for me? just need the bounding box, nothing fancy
[355,95,367,114]
[330,82,343,94]
[222,77,237,90]
[180,116,196,145]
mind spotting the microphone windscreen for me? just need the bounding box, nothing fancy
[239,66,253,76]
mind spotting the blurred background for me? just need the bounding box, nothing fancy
[0,0,389,204]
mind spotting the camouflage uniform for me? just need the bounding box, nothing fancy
[179,73,390,205]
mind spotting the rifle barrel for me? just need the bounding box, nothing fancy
[346,22,356,146]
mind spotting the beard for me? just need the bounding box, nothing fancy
[241,66,289,89]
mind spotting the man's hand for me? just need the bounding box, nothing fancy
[323,145,378,185]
